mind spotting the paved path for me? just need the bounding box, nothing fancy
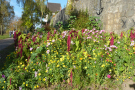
[0,38,14,51]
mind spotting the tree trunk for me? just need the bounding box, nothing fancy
[1,25,3,36]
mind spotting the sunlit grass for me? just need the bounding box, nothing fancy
[0,33,13,40]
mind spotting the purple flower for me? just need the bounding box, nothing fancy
[19,87,22,90]
[2,74,5,78]
[107,74,111,78]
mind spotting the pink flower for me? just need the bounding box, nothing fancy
[30,47,33,51]
[87,36,92,39]
[120,32,123,39]
[107,74,111,78]
[46,50,50,54]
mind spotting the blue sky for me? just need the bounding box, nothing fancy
[10,0,68,18]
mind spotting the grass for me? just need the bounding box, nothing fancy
[0,33,14,40]
[0,43,15,70]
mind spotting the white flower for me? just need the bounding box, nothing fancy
[46,42,50,47]
[30,47,33,51]
[87,36,92,39]
[39,35,42,38]
[130,40,134,46]
[46,50,50,54]
[35,71,38,77]
[71,40,75,45]
[52,39,55,42]
[73,65,76,69]
[37,47,39,49]
[110,45,117,49]
[117,41,120,44]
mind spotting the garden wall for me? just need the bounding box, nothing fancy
[73,0,135,35]
[50,8,70,28]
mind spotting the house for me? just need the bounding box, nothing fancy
[43,2,61,24]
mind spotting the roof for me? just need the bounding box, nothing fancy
[47,2,61,13]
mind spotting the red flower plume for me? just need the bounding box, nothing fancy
[110,35,114,45]
[67,35,71,52]
[120,32,123,39]
[70,69,73,86]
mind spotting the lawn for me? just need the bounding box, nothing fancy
[0,34,14,40]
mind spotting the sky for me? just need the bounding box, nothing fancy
[9,0,68,28]
[10,0,68,18]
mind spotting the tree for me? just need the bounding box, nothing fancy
[8,16,25,32]
[16,0,50,32]
[0,0,15,35]
[35,0,46,25]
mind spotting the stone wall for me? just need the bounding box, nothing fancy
[50,8,70,28]
[73,0,135,35]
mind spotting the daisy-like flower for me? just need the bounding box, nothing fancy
[71,40,75,45]
[87,36,92,39]
[46,50,50,54]
[35,71,38,77]
[30,47,33,51]
[130,40,134,46]
[2,74,5,78]
[107,74,111,78]
[52,39,55,42]
[19,87,22,90]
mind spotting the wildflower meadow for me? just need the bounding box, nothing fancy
[0,27,135,90]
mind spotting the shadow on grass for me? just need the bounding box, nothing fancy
[0,43,15,70]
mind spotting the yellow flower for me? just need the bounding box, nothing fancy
[2,86,4,88]
[22,64,25,67]
[85,67,87,69]
[38,73,41,76]
[33,69,35,71]
[130,67,132,69]
[129,77,130,79]
[37,85,39,88]
[109,69,112,72]
[26,84,28,86]
[46,70,48,73]
[25,67,27,70]
[57,65,60,67]
[63,65,65,67]
[23,82,25,84]
[80,58,83,60]
[4,81,6,83]
[34,86,36,88]
[43,78,46,81]
[39,78,41,80]
[101,64,105,67]
[20,62,22,65]
[18,66,20,68]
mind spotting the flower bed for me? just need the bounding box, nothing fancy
[0,28,135,90]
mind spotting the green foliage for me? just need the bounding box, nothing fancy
[67,16,77,30]
[86,16,102,30]
[56,21,64,32]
